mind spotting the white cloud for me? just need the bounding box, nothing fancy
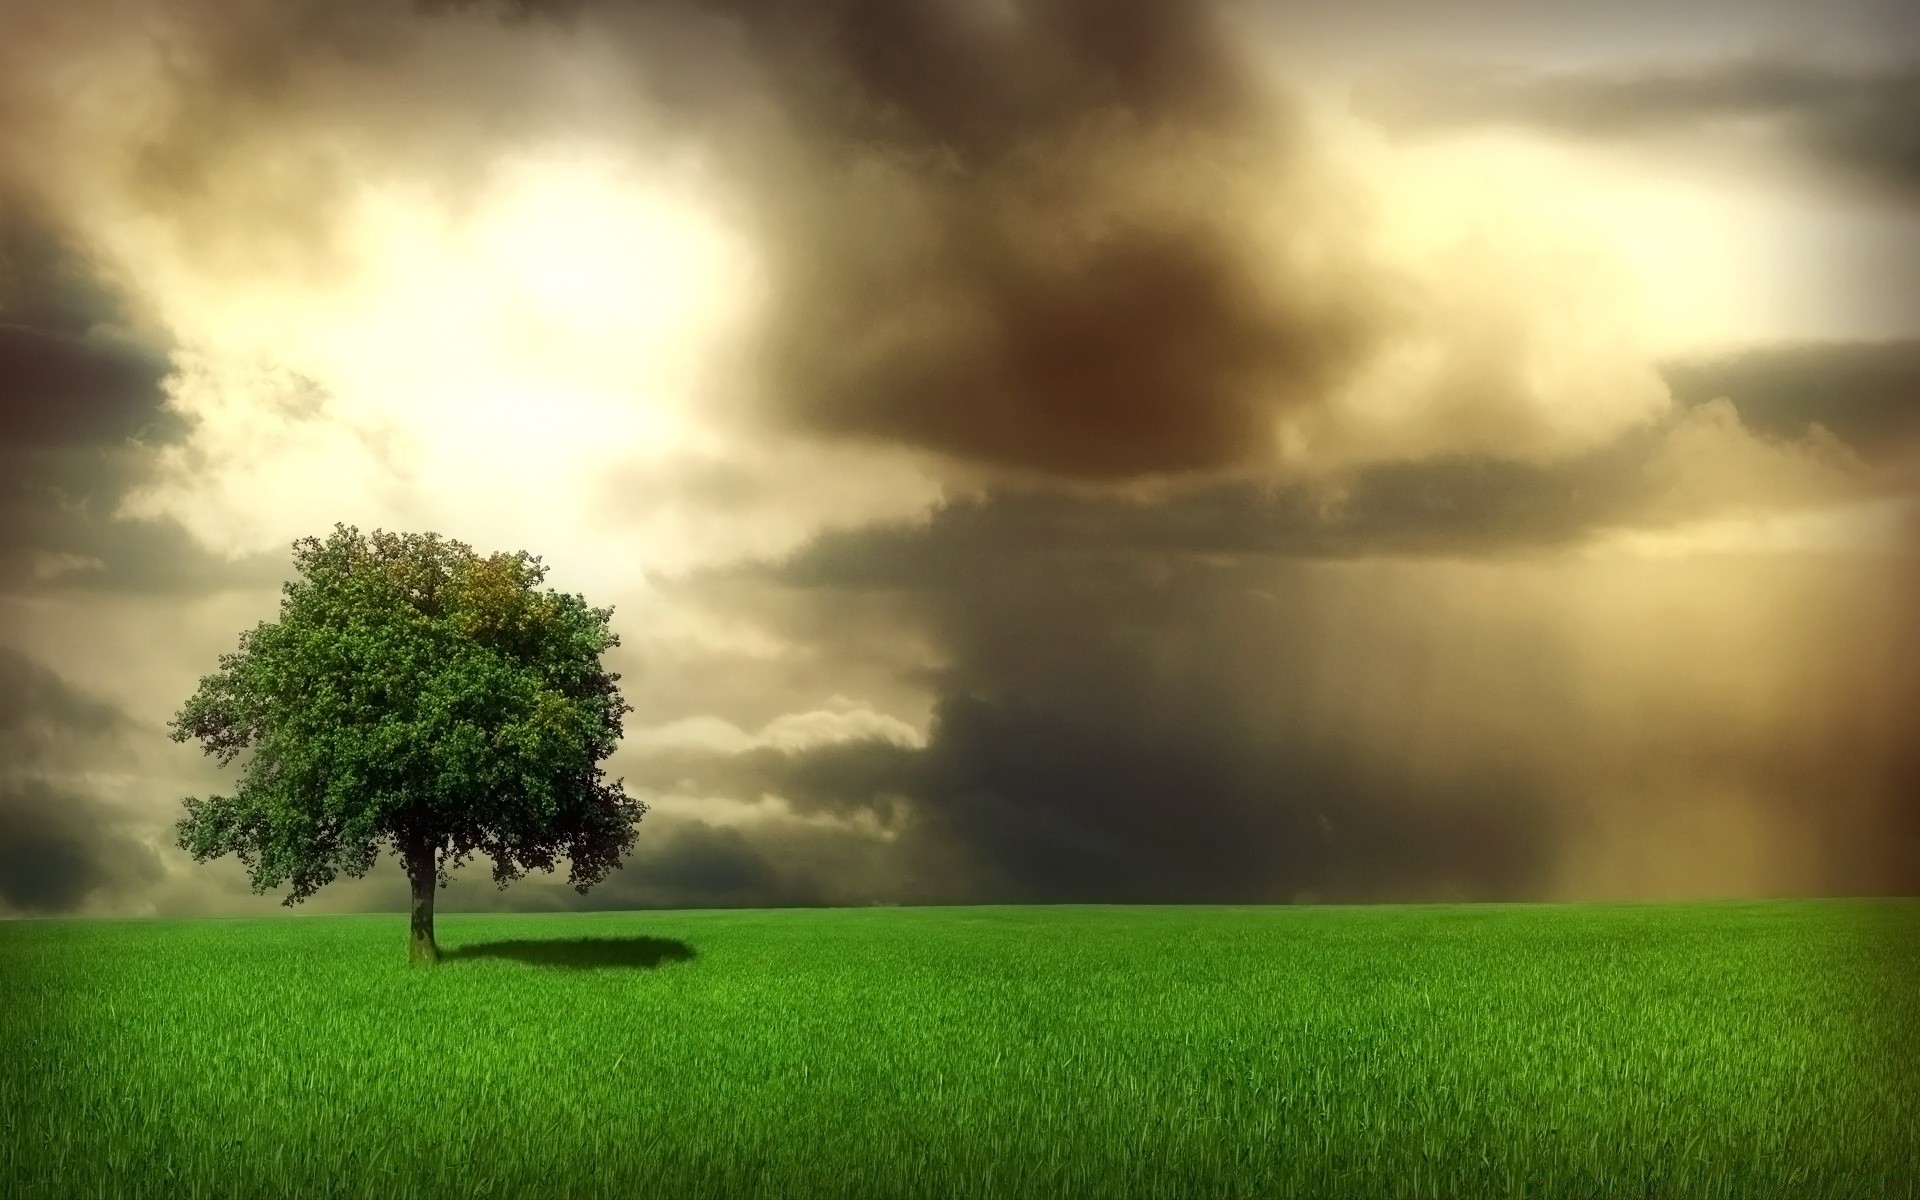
[628,703,925,756]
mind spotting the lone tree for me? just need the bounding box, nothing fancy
[172,525,644,962]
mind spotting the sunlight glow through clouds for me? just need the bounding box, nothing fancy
[1270,112,1681,466]
[1352,123,1797,356]
[123,149,819,587]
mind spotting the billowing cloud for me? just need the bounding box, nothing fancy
[719,0,1374,477]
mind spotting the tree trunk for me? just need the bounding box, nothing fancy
[405,841,439,965]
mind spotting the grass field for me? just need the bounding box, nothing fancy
[3,901,1916,1198]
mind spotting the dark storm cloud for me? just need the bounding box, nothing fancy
[768,431,1711,579]
[642,553,1563,903]
[766,335,1920,584]
[0,218,179,448]
[1355,55,1920,206]
[582,819,863,909]
[620,822,802,907]
[0,647,130,746]
[703,0,1377,478]
[701,533,1599,905]
[0,648,164,913]
[1662,340,1920,456]
[0,453,289,594]
[908,692,1549,903]
[0,779,163,913]
[774,454,1639,582]
[0,217,275,594]
[0,325,172,446]
[682,503,1919,903]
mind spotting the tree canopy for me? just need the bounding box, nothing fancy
[171,525,645,959]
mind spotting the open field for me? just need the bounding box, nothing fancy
[3,901,1916,1198]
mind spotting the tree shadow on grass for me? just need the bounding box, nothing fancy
[443,936,696,970]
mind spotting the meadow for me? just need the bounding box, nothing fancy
[2,901,1915,1198]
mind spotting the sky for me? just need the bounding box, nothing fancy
[0,0,1916,917]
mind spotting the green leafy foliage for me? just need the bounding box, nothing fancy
[170,525,644,905]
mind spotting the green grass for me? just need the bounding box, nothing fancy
[3,901,1916,1198]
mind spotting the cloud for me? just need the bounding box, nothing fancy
[910,691,1551,902]
[0,215,283,596]
[0,0,1911,915]
[0,647,131,750]
[711,0,1675,476]
[627,563,1569,903]
[0,467,289,595]
[774,404,1886,578]
[515,536,1920,906]
[0,213,173,476]
[1355,55,1920,207]
[629,705,923,757]
[1662,338,1920,455]
[0,0,1673,512]
[699,410,1915,902]
[575,814,918,909]
[0,648,164,913]
[0,214,176,448]
[0,779,163,913]
[629,350,1911,907]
